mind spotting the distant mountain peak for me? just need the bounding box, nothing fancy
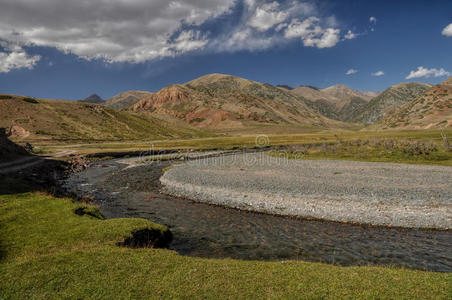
[80,94,104,104]
[105,90,153,110]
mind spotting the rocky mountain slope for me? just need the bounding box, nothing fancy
[287,84,374,121]
[377,77,452,129]
[131,74,344,131]
[0,95,203,142]
[79,94,105,104]
[105,91,153,110]
[321,84,374,107]
[350,82,432,124]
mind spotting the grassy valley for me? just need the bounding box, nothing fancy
[1,74,451,299]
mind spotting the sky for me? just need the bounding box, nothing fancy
[0,0,451,100]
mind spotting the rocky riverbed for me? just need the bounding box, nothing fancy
[65,154,452,272]
[161,153,452,229]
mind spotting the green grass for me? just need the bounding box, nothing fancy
[269,137,452,166]
[1,183,451,298]
[37,129,452,158]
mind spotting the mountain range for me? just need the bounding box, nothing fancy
[2,74,450,142]
[130,73,344,132]
[286,84,374,121]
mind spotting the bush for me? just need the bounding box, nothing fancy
[23,97,39,104]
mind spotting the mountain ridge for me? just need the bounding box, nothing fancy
[105,90,153,110]
[131,73,345,131]
[376,77,452,129]
[350,82,433,124]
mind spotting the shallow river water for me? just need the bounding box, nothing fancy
[66,159,452,272]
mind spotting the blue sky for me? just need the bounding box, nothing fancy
[0,0,451,100]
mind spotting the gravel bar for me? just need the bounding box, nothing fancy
[161,153,452,229]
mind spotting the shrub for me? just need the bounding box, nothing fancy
[23,97,39,104]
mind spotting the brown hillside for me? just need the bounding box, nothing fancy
[105,91,153,110]
[0,95,204,142]
[287,85,373,121]
[377,77,452,129]
[131,74,344,131]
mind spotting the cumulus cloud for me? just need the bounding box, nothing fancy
[284,17,340,48]
[0,0,235,64]
[0,46,40,73]
[406,66,451,79]
[442,23,452,37]
[248,1,288,31]
[0,0,354,65]
[346,69,358,75]
[372,71,384,76]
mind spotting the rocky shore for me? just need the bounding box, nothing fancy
[161,153,452,229]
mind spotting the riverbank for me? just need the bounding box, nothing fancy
[1,183,450,298]
[161,153,452,229]
[65,157,451,272]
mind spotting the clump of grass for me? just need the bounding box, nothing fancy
[74,205,105,219]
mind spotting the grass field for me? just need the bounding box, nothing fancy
[269,135,452,166]
[35,129,452,158]
[1,182,451,299]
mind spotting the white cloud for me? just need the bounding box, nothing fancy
[369,16,377,23]
[0,47,40,73]
[213,1,347,53]
[0,0,351,63]
[248,2,288,32]
[0,0,235,63]
[346,69,358,75]
[372,71,384,76]
[442,23,452,37]
[344,30,356,40]
[284,17,340,48]
[406,66,451,79]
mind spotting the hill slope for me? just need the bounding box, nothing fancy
[288,85,373,121]
[105,91,153,110]
[321,84,373,107]
[131,74,344,132]
[377,77,452,129]
[0,95,203,142]
[350,82,432,124]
